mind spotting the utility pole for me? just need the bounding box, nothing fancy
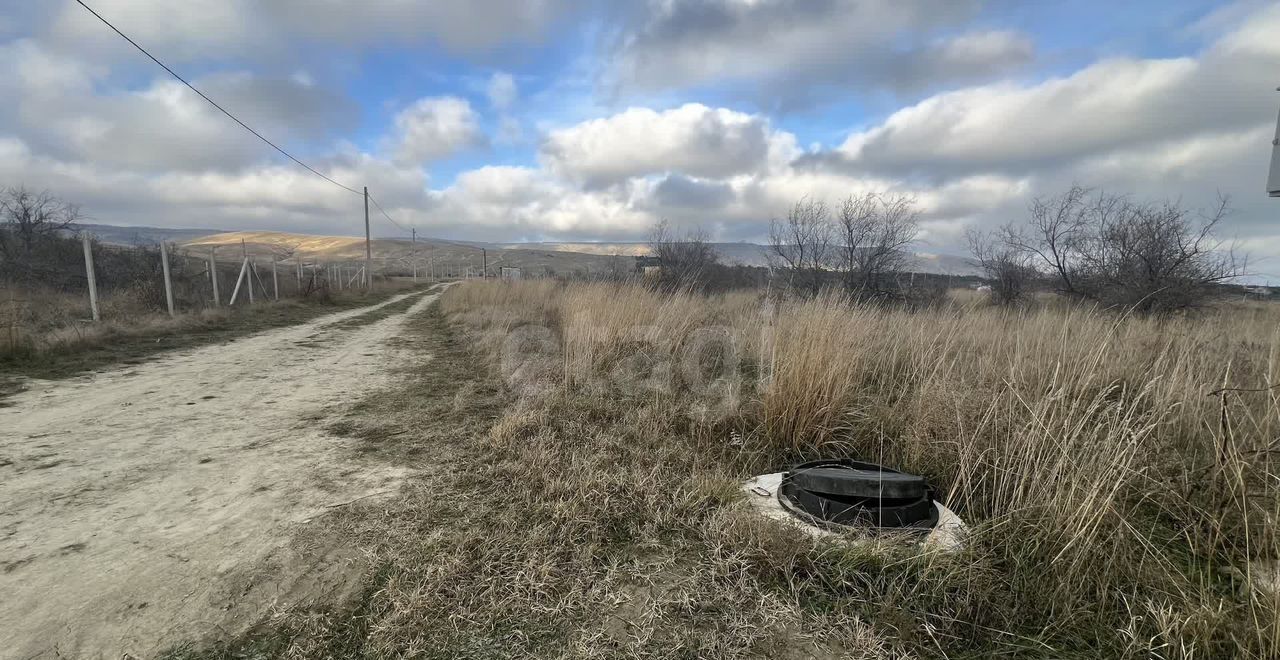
[364,186,372,289]
[482,248,488,280]
[411,228,417,281]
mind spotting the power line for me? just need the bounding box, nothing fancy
[367,192,412,235]
[73,0,363,197]
[74,0,421,249]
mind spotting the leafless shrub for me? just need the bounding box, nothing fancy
[768,197,833,296]
[836,192,919,301]
[0,186,80,255]
[967,227,1037,306]
[1006,185,1245,314]
[649,220,720,293]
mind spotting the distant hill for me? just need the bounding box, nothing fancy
[67,223,226,246]
[466,240,982,276]
[179,230,631,275]
[64,224,980,277]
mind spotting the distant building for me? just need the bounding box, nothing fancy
[635,255,661,275]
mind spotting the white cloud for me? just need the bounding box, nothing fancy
[487,72,518,110]
[49,0,577,59]
[806,2,1280,254]
[610,0,1031,103]
[540,103,792,186]
[50,0,264,61]
[2,0,1277,272]
[390,97,483,165]
[0,40,354,173]
[835,4,1280,176]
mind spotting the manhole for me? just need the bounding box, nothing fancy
[742,459,967,550]
[779,459,938,530]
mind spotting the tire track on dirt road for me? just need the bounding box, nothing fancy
[0,287,443,660]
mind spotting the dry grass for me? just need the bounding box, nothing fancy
[0,279,425,386]
[432,280,1280,657]
[172,280,1280,658]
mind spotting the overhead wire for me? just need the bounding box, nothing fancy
[74,0,417,247]
[366,192,412,235]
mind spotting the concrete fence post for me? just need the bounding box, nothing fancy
[81,233,100,322]
[228,257,249,306]
[160,241,176,317]
[209,246,220,306]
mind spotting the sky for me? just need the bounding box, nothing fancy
[1,1,1278,277]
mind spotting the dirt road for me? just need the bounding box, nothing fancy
[0,289,441,659]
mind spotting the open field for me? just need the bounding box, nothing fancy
[152,279,1280,658]
[0,286,444,659]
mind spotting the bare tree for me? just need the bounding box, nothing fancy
[1079,195,1243,312]
[1004,186,1245,313]
[648,220,719,292]
[967,227,1036,306]
[769,197,833,295]
[836,192,919,300]
[0,186,81,258]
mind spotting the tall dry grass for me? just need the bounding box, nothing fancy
[440,279,1280,657]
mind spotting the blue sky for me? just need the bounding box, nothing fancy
[0,0,1277,275]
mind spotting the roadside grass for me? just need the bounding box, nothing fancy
[0,280,430,399]
[322,285,439,332]
[168,280,1280,658]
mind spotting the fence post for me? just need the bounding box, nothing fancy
[160,241,176,317]
[229,257,249,305]
[250,260,269,300]
[209,246,220,306]
[271,255,279,301]
[81,233,100,322]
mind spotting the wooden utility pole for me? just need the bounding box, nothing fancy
[160,241,175,317]
[363,186,372,289]
[411,228,417,281]
[209,246,220,306]
[81,233,99,322]
[482,248,488,279]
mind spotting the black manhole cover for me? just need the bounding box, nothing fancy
[779,459,937,530]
